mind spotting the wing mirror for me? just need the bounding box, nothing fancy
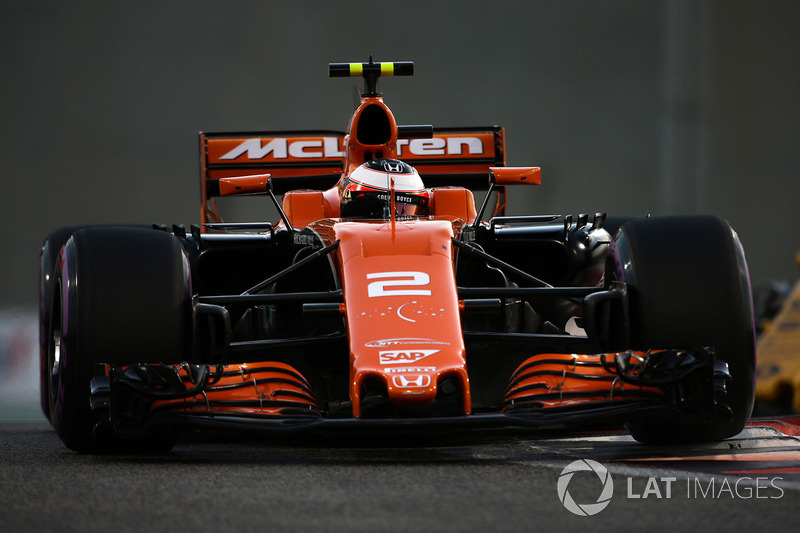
[217,174,295,231]
[218,174,271,196]
[474,167,542,226]
[489,167,541,186]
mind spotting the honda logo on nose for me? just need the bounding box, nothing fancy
[391,374,432,388]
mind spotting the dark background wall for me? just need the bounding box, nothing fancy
[1,1,798,309]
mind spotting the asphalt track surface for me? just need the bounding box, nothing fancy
[2,418,800,532]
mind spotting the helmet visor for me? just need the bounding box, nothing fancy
[393,194,428,217]
[341,189,429,219]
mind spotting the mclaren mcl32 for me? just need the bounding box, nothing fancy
[39,59,755,452]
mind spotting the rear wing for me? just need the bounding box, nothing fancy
[401,126,506,188]
[201,130,345,197]
[200,127,505,194]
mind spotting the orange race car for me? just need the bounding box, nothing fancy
[39,58,755,453]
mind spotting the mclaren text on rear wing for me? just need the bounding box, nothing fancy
[200,127,505,197]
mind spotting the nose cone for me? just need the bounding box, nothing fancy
[335,219,471,417]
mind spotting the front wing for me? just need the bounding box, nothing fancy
[90,348,730,438]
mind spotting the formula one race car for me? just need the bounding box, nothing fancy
[39,59,756,453]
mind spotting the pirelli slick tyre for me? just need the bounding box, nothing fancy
[600,216,637,239]
[39,224,151,421]
[46,227,191,453]
[40,226,87,421]
[608,215,755,444]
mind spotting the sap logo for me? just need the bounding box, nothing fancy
[220,138,344,160]
[379,349,439,365]
[391,374,432,388]
[396,137,484,157]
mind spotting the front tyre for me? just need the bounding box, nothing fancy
[47,227,191,452]
[39,226,88,421]
[39,224,150,421]
[608,215,755,443]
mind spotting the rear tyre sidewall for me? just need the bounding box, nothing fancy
[607,215,755,443]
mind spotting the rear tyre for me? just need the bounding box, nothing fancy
[600,215,638,238]
[47,227,191,452]
[607,215,755,444]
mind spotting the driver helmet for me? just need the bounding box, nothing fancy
[340,159,429,219]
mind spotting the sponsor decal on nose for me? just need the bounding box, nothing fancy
[391,374,432,388]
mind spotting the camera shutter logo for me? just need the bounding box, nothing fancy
[557,459,614,516]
